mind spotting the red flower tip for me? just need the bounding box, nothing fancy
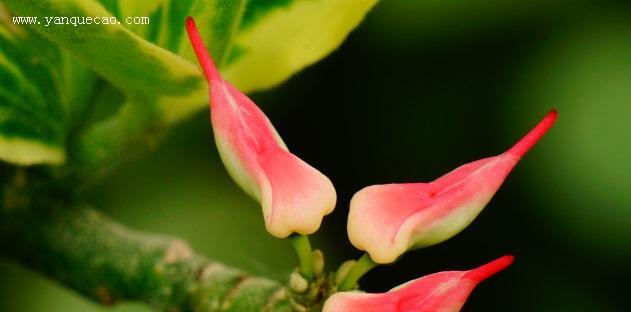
[184,16,337,238]
[464,255,514,282]
[507,109,557,158]
[185,16,220,82]
[324,255,515,312]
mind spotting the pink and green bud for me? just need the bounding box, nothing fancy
[347,111,557,263]
[185,17,336,238]
[323,255,514,312]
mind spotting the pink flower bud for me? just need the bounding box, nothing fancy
[185,17,336,238]
[323,255,514,312]
[348,111,557,263]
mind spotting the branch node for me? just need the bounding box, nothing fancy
[163,240,193,264]
[96,286,115,306]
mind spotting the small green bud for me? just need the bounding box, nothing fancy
[289,270,309,293]
[312,249,325,276]
[335,260,356,285]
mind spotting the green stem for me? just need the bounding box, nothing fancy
[0,196,295,311]
[68,99,161,182]
[338,253,378,291]
[288,234,314,281]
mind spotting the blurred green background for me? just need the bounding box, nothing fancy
[2,0,631,311]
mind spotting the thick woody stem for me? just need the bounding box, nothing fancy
[0,199,296,312]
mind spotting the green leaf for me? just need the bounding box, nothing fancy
[3,0,377,120]
[0,0,377,169]
[97,0,163,41]
[0,13,94,165]
[222,0,379,92]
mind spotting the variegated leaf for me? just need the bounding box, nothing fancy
[223,0,379,92]
[0,12,94,165]
[0,0,377,166]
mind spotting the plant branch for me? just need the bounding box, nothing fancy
[0,197,296,311]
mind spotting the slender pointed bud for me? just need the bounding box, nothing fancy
[185,17,336,238]
[335,260,357,285]
[290,270,309,293]
[313,250,325,276]
[348,111,557,263]
[323,255,514,312]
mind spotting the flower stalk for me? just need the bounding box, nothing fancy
[289,234,315,281]
[338,253,378,291]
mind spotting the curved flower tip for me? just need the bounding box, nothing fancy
[185,17,336,238]
[348,110,557,263]
[323,255,514,312]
